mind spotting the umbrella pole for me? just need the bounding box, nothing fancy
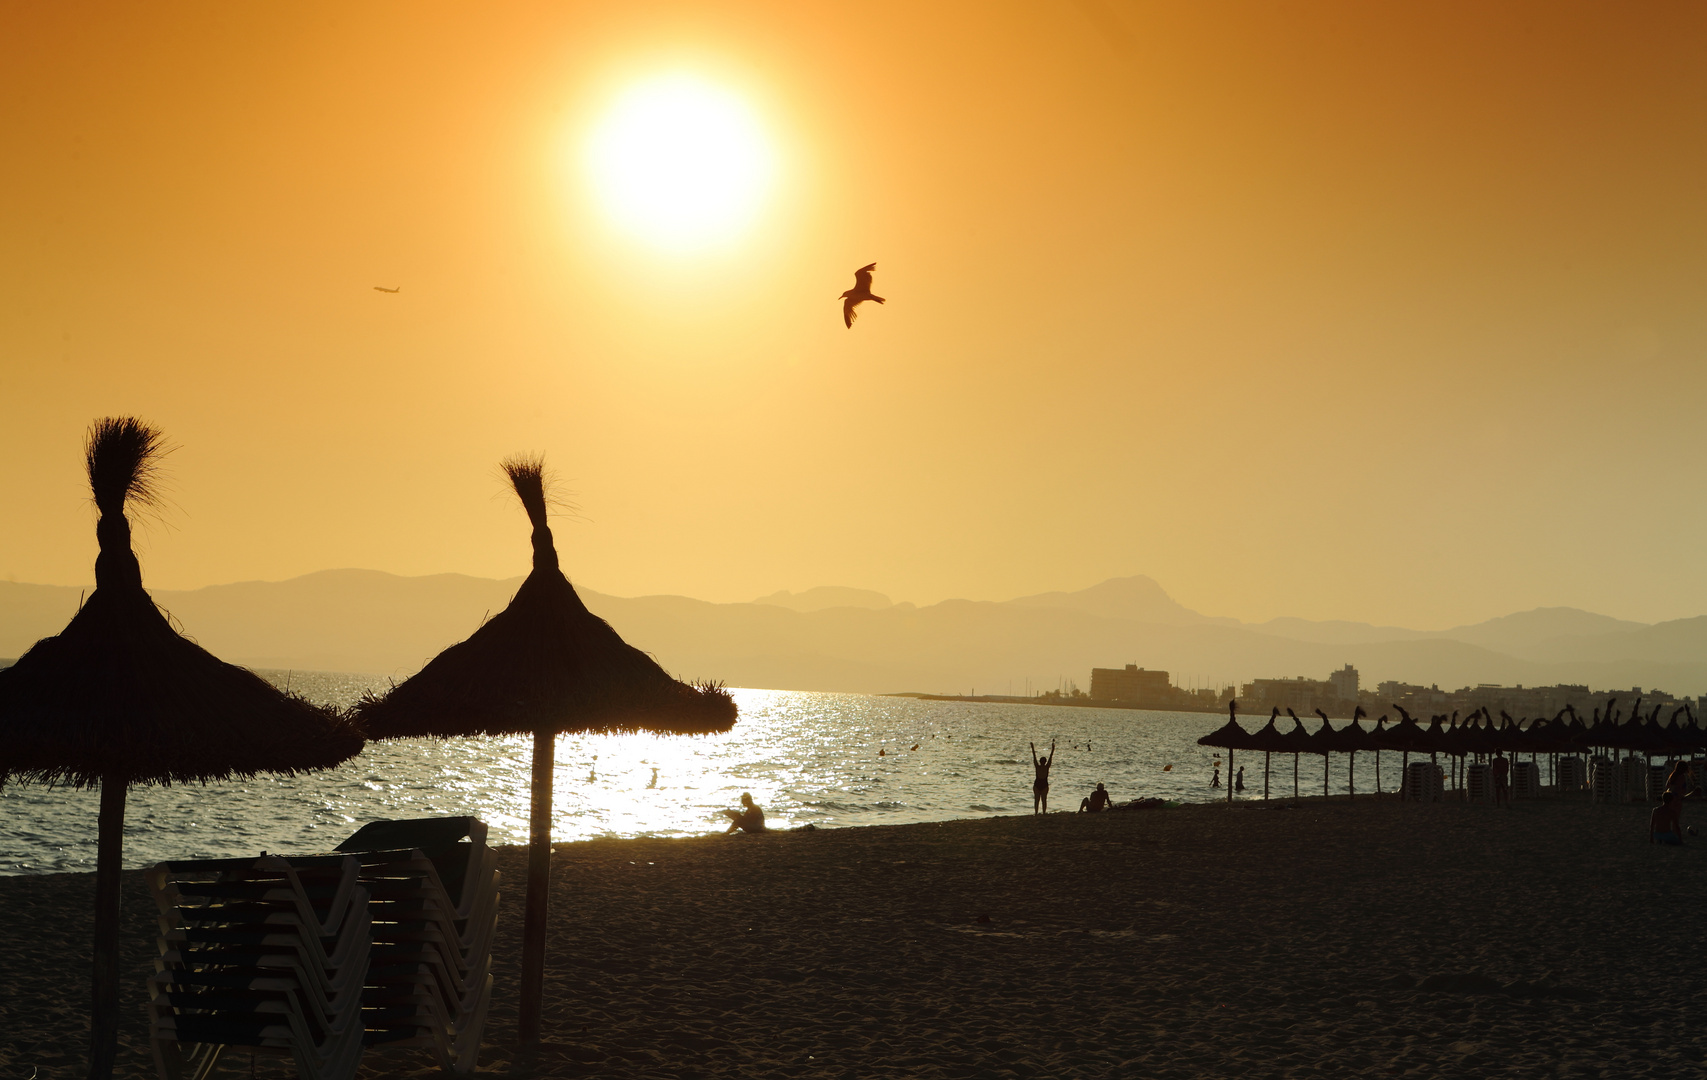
[88,774,126,1080]
[519,729,556,1045]
[1293,753,1299,799]
[1349,752,1355,800]
[1324,755,1329,799]
[1228,749,1234,804]
[1265,751,1271,800]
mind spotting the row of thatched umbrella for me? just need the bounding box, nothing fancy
[0,420,736,1078]
[1201,698,1707,802]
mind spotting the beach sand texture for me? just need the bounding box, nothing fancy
[0,796,1701,1078]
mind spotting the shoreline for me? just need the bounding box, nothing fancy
[2,797,1702,1077]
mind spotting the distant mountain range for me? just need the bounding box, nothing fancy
[2,572,1704,697]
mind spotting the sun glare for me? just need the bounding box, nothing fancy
[585,74,777,251]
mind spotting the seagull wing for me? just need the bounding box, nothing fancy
[853,263,875,292]
[843,297,857,328]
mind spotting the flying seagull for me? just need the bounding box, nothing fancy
[373,285,401,293]
[840,263,884,328]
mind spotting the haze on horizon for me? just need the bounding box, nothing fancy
[2,2,1704,632]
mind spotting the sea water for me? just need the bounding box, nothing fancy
[0,672,1373,874]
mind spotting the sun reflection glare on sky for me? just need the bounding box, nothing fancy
[583,73,777,252]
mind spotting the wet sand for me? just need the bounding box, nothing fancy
[1,795,1701,1078]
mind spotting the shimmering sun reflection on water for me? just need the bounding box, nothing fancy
[0,679,1348,874]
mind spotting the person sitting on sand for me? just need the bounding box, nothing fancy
[1651,790,1684,846]
[1492,752,1511,808]
[1031,740,1056,814]
[1079,782,1112,813]
[722,792,766,834]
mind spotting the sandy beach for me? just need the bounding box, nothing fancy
[1,795,1701,1079]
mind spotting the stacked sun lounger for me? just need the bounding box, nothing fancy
[336,817,500,1076]
[1556,755,1586,792]
[1590,755,1616,803]
[1402,760,1442,802]
[145,854,372,1080]
[1619,757,1649,802]
[1465,762,1489,802]
[1511,760,1539,798]
[1647,765,1670,803]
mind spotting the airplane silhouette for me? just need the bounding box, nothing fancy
[840,263,884,328]
[373,286,400,293]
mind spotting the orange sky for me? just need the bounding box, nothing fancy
[2,1,1705,628]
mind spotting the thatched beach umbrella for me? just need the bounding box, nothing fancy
[1334,706,1371,799]
[1311,709,1337,798]
[1380,706,1432,798]
[353,458,737,1044]
[1198,701,1254,803]
[1367,714,1390,795]
[1247,707,1290,800]
[1282,708,1313,798]
[0,419,363,1080]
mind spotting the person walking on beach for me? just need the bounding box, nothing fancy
[722,792,767,834]
[1211,763,1221,789]
[1235,766,1245,794]
[1492,752,1511,807]
[1031,740,1056,814]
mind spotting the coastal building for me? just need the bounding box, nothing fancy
[1241,676,1331,713]
[1327,664,1359,701]
[1089,664,1172,704]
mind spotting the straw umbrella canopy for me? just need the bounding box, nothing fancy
[1333,706,1372,798]
[1198,701,1257,803]
[0,419,363,1080]
[1492,711,1530,756]
[1662,707,1706,757]
[1282,709,1313,797]
[353,457,737,1044]
[1366,714,1391,794]
[1310,709,1338,798]
[1247,707,1290,800]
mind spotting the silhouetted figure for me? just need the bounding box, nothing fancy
[1651,789,1684,845]
[841,262,885,327]
[1211,764,1221,788]
[1492,751,1511,807]
[722,792,766,834]
[1235,766,1245,794]
[1031,740,1056,813]
[1667,759,1696,800]
[1079,782,1112,813]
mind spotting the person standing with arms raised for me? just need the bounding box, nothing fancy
[1031,740,1056,814]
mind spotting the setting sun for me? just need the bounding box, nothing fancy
[584,74,776,251]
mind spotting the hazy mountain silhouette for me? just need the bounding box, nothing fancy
[753,586,895,612]
[1432,607,1646,658]
[1,572,1701,697]
[1007,575,1236,626]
